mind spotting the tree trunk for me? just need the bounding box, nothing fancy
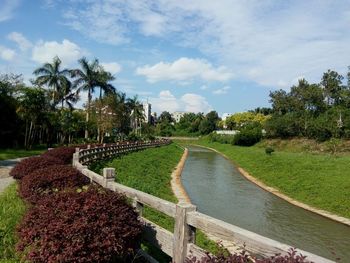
[85,88,91,139]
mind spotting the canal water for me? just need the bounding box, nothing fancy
[181,146,350,261]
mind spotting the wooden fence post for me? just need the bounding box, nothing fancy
[102,168,115,187]
[72,149,79,167]
[173,203,197,263]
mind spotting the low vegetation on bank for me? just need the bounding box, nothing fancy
[188,138,350,219]
[0,183,26,262]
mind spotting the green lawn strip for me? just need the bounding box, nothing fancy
[90,143,220,260]
[0,183,26,262]
[0,148,45,161]
[191,139,350,219]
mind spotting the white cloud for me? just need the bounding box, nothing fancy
[150,90,212,113]
[0,0,20,22]
[32,39,84,65]
[181,93,212,113]
[0,46,16,61]
[200,85,209,90]
[136,57,233,83]
[59,0,350,88]
[101,62,122,75]
[7,32,32,51]
[213,86,230,95]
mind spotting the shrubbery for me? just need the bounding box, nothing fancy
[10,156,64,180]
[232,126,262,146]
[208,133,235,144]
[16,188,143,263]
[42,146,76,164]
[19,165,90,204]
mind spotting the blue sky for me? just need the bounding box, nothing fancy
[1,0,350,116]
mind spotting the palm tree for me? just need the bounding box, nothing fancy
[59,80,79,111]
[127,95,144,136]
[33,56,70,108]
[71,57,116,139]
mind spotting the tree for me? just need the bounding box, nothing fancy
[71,57,115,139]
[321,70,344,106]
[158,111,173,124]
[127,95,144,136]
[17,87,49,149]
[198,111,220,134]
[33,56,70,107]
[0,74,23,147]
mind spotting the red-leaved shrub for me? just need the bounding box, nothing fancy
[19,165,90,204]
[42,146,76,164]
[186,248,311,263]
[16,188,143,263]
[10,156,64,180]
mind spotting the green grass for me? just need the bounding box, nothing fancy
[90,143,221,261]
[187,139,350,219]
[0,148,45,161]
[0,183,26,262]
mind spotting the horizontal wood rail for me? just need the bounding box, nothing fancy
[72,141,334,263]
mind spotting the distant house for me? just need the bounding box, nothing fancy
[171,111,187,123]
[143,102,152,124]
[222,113,233,129]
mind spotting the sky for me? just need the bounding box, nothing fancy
[1,0,350,116]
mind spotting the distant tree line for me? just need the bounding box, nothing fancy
[266,68,350,141]
[0,56,145,149]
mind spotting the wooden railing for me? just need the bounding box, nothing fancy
[72,142,334,263]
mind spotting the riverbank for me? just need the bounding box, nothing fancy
[182,139,350,222]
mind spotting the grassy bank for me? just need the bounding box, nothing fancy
[186,139,350,219]
[0,183,26,262]
[90,143,220,261]
[0,148,45,161]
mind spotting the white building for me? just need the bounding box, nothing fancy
[143,102,152,123]
[222,113,233,121]
[171,111,187,123]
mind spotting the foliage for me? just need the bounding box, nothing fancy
[16,188,143,263]
[0,183,26,261]
[208,133,235,144]
[265,147,275,155]
[266,70,350,141]
[10,155,64,180]
[225,112,270,131]
[199,111,220,135]
[19,164,90,204]
[232,125,262,146]
[186,248,310,263]
[41,146,76,164]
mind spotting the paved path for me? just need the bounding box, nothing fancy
[0,158,24,193]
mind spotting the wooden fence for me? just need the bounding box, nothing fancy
[72,141,334,263]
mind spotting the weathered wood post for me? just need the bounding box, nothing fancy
[102,168,115,187]
[173,203,197,263]
[132,197,144,216]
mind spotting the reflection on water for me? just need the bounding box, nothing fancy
[181,146,350,261]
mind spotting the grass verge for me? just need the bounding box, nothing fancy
[0,148,45,161]
[90,143,220,261]
[186,138,350,219]
[0,183,26,262]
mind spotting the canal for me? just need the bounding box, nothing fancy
[181,145,350,261]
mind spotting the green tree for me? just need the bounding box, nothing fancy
[71,57,115,139]
[127,95,144,136]
[33,56,70,107]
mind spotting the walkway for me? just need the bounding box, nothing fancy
[0,158,24,193]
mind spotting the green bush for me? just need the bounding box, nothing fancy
[208,133,235,144]
[265,147,275,155]
[232,127,262,146]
